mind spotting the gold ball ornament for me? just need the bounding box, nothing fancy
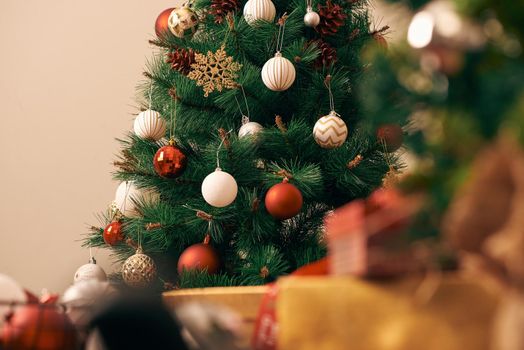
[243,0,276,25]
[313,111,348,149]
[121,247,157,288]
[168,6,199,38]
[261,52,296,91]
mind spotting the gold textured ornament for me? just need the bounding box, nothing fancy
[121,247,157,287]
[187,45,242,97]
[168,5,199,38]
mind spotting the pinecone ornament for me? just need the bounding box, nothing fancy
[316,0,347,37]
[209,0,241,24]
[313,40,337,68]
[167,47,196,75]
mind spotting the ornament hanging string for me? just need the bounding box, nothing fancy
[234,85,251,123]
[148,80,154,110]
[170,91,177,140]
[324,75,336,112]
[306,0,313,10]
[216,129,233,169]
[276,13,289,53]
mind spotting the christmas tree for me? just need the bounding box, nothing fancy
[359,0,524,243]
[84,0,398,289]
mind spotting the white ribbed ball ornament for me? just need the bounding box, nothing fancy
[243,0,276,25]
[201,168,238,207]
[74,258,107,284]
[313,111,348,149]
[261,52,296,91]
[133,110,166,141]
[114,181,160,217]
[304,7,320,27]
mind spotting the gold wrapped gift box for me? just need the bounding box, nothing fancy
[164,274,499,350]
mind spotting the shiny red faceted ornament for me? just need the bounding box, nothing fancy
[153,140,187,178]
[2,300,78,349]
[376,124,404,153]
[155,8,175,38]
[103,221,124,246]
[265,179,303,220]
[177,236,220,274]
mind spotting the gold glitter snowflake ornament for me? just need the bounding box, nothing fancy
[188,45,242,97]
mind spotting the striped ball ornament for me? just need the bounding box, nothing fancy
[133,109,166,141]
[243,0,276,25]
[261,52,296,91]
[313,111,348,149]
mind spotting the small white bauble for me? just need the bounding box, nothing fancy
[62,280,117,328]
[262,52,296,91]
[114,181,160,217]
[74,259,107,284]
[239,121,263,138]
[304,7,320,27]
[201,168,238,207]
[133,109,166,141]
[0,274,26,329]
[313,111,348,149]
[243,0,276,25]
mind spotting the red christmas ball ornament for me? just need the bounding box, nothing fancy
[2,300,78,349]
[376,124,404,153]
[265,179,303,220]
[103,221,124,246]
[155,8,175,38]
[178,236,220,274]
[153,140,187,178]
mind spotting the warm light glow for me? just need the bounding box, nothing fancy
[436,9,462,37]
[407,11,435,49]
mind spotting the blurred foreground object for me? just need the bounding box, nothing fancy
[275,275,498,350]
[2,294,79,350]
[326,188,424,277]
[443,134,524,350]
[87,295,188,350]
[175,302,246,350]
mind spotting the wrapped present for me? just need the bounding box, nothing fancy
[325,188,424,277]
[276,275,499,350]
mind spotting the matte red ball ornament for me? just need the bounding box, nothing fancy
[155,8,175,38]
[265,179,303,220]
[153,140,187,178]
[177,238,220,274]
[376,124,404,152]
[2,301,78,349]
[103,221,124,246]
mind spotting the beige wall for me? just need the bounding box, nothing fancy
[0,0,182,293]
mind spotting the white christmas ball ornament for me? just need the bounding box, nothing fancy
[74,258,107,284]
[261,52,296,91]
[243,0,276,25]
[133,109,166,141]
[239,121,263,138]
[201,168,238,207]
[304,7,320,27]
[62,280,117,328]
[114,181,160,217]
[313,111,348,149]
